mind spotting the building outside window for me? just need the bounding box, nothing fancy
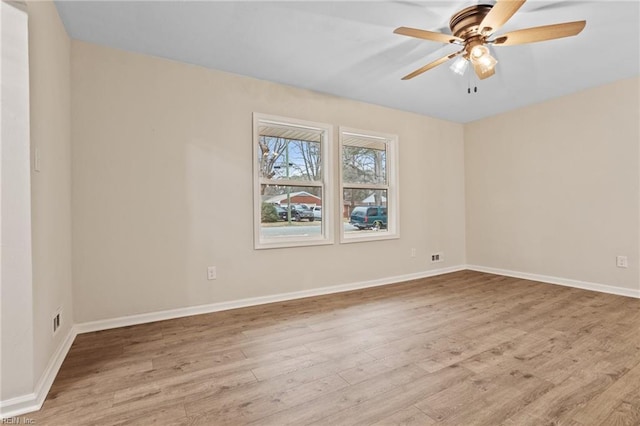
[253,114,333,249]
[340,127,399,243]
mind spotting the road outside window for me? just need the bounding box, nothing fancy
[340,128,399,243]
[253,114,333,249]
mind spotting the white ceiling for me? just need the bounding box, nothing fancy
[55,1,639,123]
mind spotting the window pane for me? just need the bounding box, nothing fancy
[342,137,387,185]
[343,188,388,235]
[254,115,333,249]
[260,185,322,239]
[258,136,322,181]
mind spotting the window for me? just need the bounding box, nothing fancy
[253,114,333,249]
[340,128,398,242]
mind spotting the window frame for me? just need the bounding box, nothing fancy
[339,127,399,243]
[253,113,333,249]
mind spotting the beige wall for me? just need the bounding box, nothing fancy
[1,0,34,402]
[71,41,466,322]
[465,77,640,292]
[27,0,73,389]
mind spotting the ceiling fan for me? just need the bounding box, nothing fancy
[394,0,586,80]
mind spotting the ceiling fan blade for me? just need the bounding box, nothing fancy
[393,26,463,44]
[471,61,496,80]
[401,50,463,80]
[479,0,527,36]
[492,21,586,46]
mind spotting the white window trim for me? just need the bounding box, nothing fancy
[339,127,399,244]
[253,113,334,249]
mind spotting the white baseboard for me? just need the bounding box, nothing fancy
[466,264,640,299]
[0,326,77,419]
[75,265,466,334]
[0,392,37,420]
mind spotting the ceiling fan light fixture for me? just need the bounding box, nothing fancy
[475,56,498,74]
[477,52,498,69]
[469,45,497,73]
[393,0,586,81]
[449,56,469,76]
[470,44,489,60]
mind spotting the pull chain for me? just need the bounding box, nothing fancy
[467,70,478,94]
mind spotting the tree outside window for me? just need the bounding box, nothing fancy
[253,114,333,249]
[340,128,399,242]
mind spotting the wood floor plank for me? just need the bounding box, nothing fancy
[572,360,640,425]
[415,367,554,425]
[247,364,429,425]
[91,401,187,426]
[187,374,349,425]
[27,271,640,425]
[500,370,624,425]
[312,365,473,426]
[597,393,640,426]
[182,350,374,418]
[371,406,436,426]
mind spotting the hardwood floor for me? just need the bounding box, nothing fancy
[28,271,640,425]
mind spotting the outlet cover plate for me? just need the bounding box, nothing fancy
[616,256,628,268]
[207,266,217,280]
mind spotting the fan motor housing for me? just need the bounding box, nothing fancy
[449,4,493,39]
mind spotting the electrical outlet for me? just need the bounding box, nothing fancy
[207,266,217,280]
[34,147,41,172]
[431,252,443,263]
[616,255,628,268]
[52,309,61,335]
[410,248,416,258]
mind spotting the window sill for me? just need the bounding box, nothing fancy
[255,237,334,250]
[340,232,400,244]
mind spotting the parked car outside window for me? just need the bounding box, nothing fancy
[349,206,387,230]
[273,205,289,221]
[285,204,315,222]
[313,206,322,220]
